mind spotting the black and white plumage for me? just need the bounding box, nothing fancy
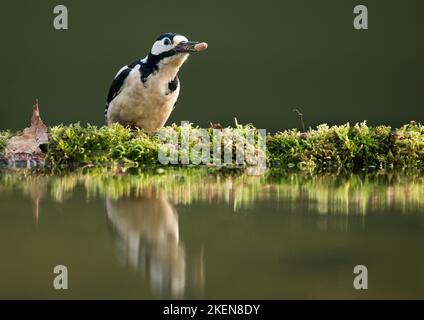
[105,33,208,133]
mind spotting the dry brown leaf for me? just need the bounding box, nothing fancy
[4,100,49,160]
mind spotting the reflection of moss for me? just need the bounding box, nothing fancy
[2,121,424,171]
[1,168,424,214]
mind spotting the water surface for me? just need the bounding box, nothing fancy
[0,169,424,299]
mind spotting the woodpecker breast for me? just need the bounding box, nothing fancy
[106,59,183,133]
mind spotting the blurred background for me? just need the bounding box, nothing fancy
[0,0,422,133]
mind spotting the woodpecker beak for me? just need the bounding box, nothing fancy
[174,41,208,53]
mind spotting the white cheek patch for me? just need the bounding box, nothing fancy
[151,40,169,55]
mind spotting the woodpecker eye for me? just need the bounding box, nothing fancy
[163,38,171,45]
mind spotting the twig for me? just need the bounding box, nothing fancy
[292,108,305,132]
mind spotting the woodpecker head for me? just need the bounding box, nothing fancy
[147,32,208,68]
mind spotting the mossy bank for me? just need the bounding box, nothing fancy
[1,121,423,172]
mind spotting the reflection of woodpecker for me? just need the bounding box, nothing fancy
[105,33,208,133]
[106,191,186,297]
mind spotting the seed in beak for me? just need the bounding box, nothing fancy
[194,42,208,52]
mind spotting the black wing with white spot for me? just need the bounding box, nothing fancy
[106,67,132,105]
[105,61,143,117]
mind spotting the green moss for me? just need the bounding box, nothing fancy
[267,122,423,171]
[390,122,424,168]
[46,122,265,169]
[47,123,160,168]
[2,121,424,172]
[0,130,13,153]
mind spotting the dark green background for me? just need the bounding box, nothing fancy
[0,0,422,132]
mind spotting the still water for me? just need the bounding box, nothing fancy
[0,168,423,299]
